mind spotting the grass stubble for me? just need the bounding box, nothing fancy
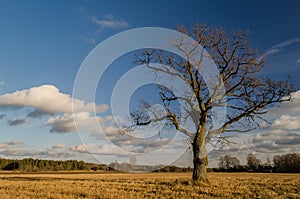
[0,172,299,198]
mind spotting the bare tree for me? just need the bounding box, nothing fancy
[219,155,240,170]
[124,24,294,183]
[273,153,300,172]
[247,154,262,171]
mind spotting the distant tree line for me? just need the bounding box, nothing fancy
[0,157,193,173]
[1,153,299,173]
[273,153,300,173]
[215,153,300,173]
[0,158,107,172]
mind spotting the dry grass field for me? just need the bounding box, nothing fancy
[0,172,299,198]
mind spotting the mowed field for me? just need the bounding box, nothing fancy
[0,172,299,199]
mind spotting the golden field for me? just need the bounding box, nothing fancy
[0,172,299,198]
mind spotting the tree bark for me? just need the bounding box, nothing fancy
[192,126,208,184]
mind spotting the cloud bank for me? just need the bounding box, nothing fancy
[0,140,73,159]
[0,85,113,135]
[0,85,108,117]
[206,90,300,166]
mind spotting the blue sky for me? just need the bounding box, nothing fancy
[0,0,299,167]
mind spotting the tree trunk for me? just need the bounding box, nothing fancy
[192,126,208,184]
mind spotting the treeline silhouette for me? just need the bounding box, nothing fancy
[0,152,299,173]
[215,153,300,173]
[0,158,107,172]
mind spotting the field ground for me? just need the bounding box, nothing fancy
[0,172,299,198]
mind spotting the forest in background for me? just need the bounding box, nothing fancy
[0,152,299,173]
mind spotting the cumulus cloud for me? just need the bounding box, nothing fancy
[251,129,300,153]
[46,113,78,133]
[89,14,128,29]
[0,85,114,135]
[7,117,28,126]
[69,143,129,155]
[45,111,171,154]
[272,115,300,130]
[0,85,108,117]
[45,112,119,135]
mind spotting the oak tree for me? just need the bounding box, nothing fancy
[125,24,294,183]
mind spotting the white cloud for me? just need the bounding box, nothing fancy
[69,144,89,153]
[251,129,300,153]
[259,49,280,61]
[247,91,300,155]
[45,112,119,134]
[296,59,300,64]
[0,80,5,86]
[46,113,78,133]
[69,143,129,155]
[0,85,108,117]
[0,85,114,135]
[98,143,129,155]
[272,115,300,130]
[269,38,300,49]
[89,14,128,29]
[231,90,300,160]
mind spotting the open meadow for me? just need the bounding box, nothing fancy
[0,172,299,198]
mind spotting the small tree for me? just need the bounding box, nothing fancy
[125,24,294,183]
